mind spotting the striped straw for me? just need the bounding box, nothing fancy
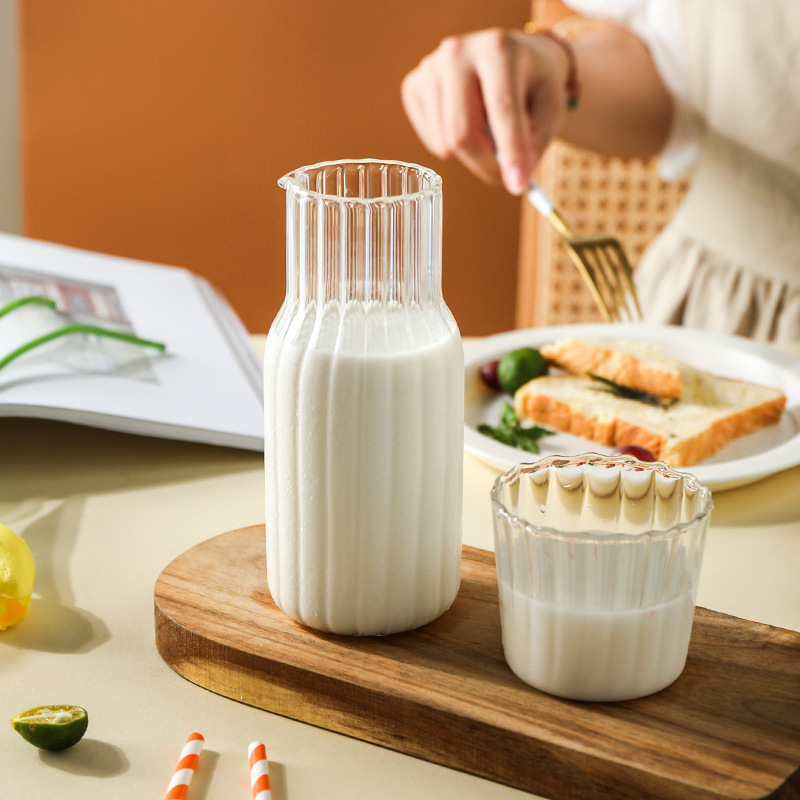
[164,732,204,800]
[248,741,271,800]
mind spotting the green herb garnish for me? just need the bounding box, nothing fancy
[478,402,554,453]
[588,373,677,409]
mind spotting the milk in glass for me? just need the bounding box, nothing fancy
[498,582,695,701]
[492,456,712,701]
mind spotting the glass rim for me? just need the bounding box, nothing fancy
[277,158,443,204]
[490,453,714,545]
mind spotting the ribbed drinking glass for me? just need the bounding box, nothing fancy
[492,454,713,701]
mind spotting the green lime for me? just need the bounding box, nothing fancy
[11,705,88,751]
[497,347,548,395]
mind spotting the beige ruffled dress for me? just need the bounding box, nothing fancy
[633,1,800,344]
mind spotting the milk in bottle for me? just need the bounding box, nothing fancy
[265,160,463,635]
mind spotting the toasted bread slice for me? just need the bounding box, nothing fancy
[514,371,786,467]
[540,338,685,399]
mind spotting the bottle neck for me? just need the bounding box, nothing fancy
[284,186,443,309]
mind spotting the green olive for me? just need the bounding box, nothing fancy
[497,347,548,395]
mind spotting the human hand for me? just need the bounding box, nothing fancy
[401,28,571,195]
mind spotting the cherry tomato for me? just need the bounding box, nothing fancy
[479,359,502,392]
[611,445,657,462]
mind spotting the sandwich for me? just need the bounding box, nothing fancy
[515,338,786,467]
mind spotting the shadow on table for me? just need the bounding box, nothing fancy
[39,737,129,777]
[184,748,220,800]
[0,499,109,655]
[11,496,86,607]
[4,598,109,654]
[711,465,800,526]
[0,417,262,501]
[266,761,286,800]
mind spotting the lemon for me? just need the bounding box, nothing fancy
[497,347,548,395]
[11,705,88,751]
[0,523,35,630]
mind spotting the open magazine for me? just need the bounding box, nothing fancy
[0,233,264,450]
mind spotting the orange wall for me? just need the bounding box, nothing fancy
[20,1,529,335]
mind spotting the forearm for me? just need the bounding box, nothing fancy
[554,22,674,160]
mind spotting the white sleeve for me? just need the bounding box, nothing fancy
[563,0,699,179]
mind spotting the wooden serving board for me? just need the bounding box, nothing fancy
[154,525,800,800]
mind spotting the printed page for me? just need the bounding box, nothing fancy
[0,234,264,450]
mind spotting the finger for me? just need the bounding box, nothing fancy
[520,31,573,170]
[434,41,502,184]
[401,61,448,159]
[452,86,503,185]
[521,51,566,170]
[471,32,535,194]
[528,94,561,172]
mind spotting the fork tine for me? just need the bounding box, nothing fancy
[567,238,642,323]
[602,240,642,321]
[584,243,623,320]
[592,241,636,322]
[563,242,613,322]
[525,182,642,323]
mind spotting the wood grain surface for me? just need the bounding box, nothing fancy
[154,525,800,800]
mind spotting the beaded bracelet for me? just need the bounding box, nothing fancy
[523,21,581,110]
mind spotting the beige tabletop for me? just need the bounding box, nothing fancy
[2,337,800,799]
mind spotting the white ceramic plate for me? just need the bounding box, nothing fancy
[464,323,800,491]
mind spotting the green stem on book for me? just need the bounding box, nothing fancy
[0,296,58,320]
[0,325,167,375]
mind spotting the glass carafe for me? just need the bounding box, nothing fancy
[265,159,463,635]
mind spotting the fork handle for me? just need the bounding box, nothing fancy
[526,180,574,239]
[526,180,555,216]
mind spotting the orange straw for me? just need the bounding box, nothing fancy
[165,732,204,799]
[248,741,271,800]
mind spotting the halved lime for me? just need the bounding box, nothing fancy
[11,705,88,751]
[497,347,548,395]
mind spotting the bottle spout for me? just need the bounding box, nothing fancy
[277,159,441,202]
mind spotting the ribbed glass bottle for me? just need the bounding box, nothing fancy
[265,159,463,635]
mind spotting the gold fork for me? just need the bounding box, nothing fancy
[527,179,642,323]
